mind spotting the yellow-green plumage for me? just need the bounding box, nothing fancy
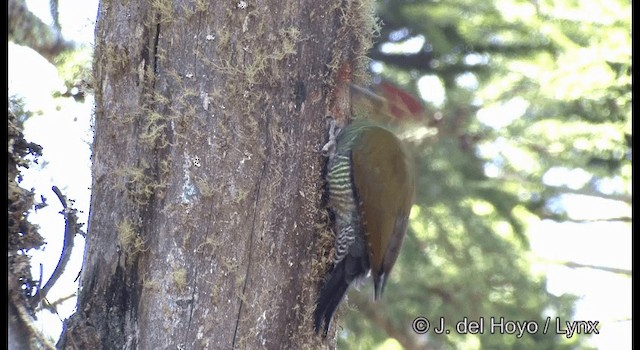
[315,120,415,335]
[351,124,414,298]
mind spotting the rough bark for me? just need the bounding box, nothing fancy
[59,0,375,349]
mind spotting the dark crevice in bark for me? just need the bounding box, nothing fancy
[232,110,273,348]
[153,21,161,80]
[184,263,199,345]
[182,14,204,346]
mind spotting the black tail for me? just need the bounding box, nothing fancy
[314,244,369,336]
[314,260,350,336]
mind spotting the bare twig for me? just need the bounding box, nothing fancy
[31,186,82,308]
[540,259,632,276]
[37,293,77,315]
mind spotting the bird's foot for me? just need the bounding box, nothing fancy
[321,116,340,157]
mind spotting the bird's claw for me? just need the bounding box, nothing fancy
[321,116,340,157]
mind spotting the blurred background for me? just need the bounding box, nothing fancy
[8,0,631,349]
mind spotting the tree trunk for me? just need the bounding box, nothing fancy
[59,0,374,348]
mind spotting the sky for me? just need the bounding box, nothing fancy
[9,1,631,348]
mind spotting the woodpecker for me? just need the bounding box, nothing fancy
[315,118,415,336]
